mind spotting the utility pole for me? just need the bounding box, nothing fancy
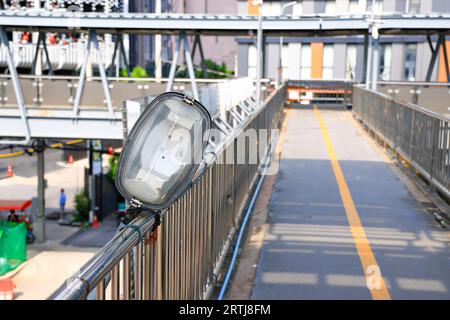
[155,0,162,81]
[371,24,380,91]
[35,140,46,243]
[278,1,298,88]
[255,0,263,108]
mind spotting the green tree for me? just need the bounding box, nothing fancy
[120,66,149,78]
[73,192,90,221]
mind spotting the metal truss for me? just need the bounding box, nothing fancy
[0,26,31,145]
[31,32,54,76]
[73,29,114,119]
[166,31,199,100]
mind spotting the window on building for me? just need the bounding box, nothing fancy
[345,45,357,80]
[406,0,421,13]
[379,44,392,81]
[348,0,360,13]
[262,1,281,16]
[325,0,336,14]
[292,1,303,15]
[367,0,383,12]
[323,44,334,79]
[404,43,417,81]
[281,44,289,79]
[248,45,257,78]
[300,44,312,79]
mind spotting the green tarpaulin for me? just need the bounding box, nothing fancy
[0,221,27,276]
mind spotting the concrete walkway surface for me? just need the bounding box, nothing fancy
[252,108,450,300]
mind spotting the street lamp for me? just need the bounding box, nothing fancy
[278,1,298,87]
[116,92,215,211]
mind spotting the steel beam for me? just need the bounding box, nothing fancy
[108,34,130,77]
[107,35,120,77]
[36,143,46,243]
[371,35,380,91]
[0,25,31,144]
[91,31,114,118]
[365,32,373,89]
[0,107,123,140]
[166,34,182,92]
[32,32,53,76]
[73,30,114,118]
[440,34,450,82]
[425,35,443,82]
[192,35,208,78]
[73,30,93,117]
[119,35,130,76]
[182,33,199,100]
[256,10,263,108]
[1,11,450,36]
[166,32,199,100]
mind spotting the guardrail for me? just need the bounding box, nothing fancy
[377,81,450,117]
[0,40,115,70]
[353,86,449,199]
[48,84,287,300]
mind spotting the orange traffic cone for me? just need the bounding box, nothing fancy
[91,214,100,228]
[67,154,74,165]
[6,164,13,178]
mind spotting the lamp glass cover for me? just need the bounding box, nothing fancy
[117,93,210,209]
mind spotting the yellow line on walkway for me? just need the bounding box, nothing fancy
[313,107,391,300]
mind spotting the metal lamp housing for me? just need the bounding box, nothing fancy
[116,92,212,211]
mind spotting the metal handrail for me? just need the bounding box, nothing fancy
[49,214,157,300]
[48,84,287,300]
[353,86,449,199]
[356,85,449,122]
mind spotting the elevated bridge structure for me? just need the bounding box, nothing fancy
[1,11,450,36]
[0,11,449,144]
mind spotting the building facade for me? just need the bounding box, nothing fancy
[1,0,450,81]
[236,0,450,82]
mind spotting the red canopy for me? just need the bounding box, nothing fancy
[0,200,32,212]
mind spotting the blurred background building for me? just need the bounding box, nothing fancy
[236,0,450,82]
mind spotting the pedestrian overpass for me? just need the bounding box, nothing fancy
[0,11,448,300]
[47,82,449,300]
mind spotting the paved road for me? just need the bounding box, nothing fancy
[252,108,450,300]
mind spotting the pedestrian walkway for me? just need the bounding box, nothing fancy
[252,108,450,300]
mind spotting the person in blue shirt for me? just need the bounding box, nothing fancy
[59,188,66,223]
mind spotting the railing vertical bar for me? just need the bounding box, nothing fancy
[123,252,131,300]
[135,240,143,300]
[96,279,105,300]
[143,232,151,300]
[111,264,120,300]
